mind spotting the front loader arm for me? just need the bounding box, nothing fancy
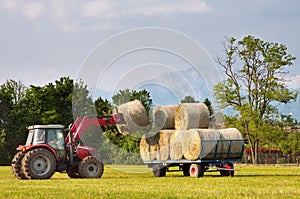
[65,114,124,144]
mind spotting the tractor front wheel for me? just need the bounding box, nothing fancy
[11,151,27,180]
[21,148,56,179]
[79,156,104,178]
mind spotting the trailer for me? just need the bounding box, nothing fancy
[144,138,245,177]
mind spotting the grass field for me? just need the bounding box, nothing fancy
[0,164,300,199]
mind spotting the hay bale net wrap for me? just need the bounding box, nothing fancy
[153,105,178,130]
[170,130,187,160]
[219,128,244,159]
[159,130,175,161]
[183,129,221,160]
[113,100,150,135]
[175,103,210,130]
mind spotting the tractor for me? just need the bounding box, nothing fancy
[11,114,124,179]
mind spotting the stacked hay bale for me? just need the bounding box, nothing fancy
[175,103,210,130]
[113,100,150,135]
[219,128,244,159]
[140,103,211,162]
[153,105,178,130]
[182,129,221,160]
[139,102,244,163]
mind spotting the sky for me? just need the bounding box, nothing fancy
[1,0,300,109]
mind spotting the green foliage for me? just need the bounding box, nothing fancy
[181,95,198,103]
[72,80,95,118]
[94,89,154,164]
[214,35,297,163]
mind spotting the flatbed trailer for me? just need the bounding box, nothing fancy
[144,139,245,177]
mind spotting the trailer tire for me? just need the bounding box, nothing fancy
[182,164,190,176]
[11,151,27,180]
[67,165,81,178]
[189,164,204,178]
[152,164,166,177]
[79,156,104,178]
[21,148,56,179]
[220,163,234,177]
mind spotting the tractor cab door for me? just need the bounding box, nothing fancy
[46,129,66,160]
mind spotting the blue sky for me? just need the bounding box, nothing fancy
[1,0,300,105]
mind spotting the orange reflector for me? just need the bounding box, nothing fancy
[22,147,26,152]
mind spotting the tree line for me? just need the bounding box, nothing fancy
[1,35,299,165]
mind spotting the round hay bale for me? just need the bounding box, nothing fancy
[183,129,221,160]
[169,130,186,160]
[219,128,244,159]
[148,133,160,161]
[175,103,210,130]
[159,130,175,161]
[154,105,178,130]
[139,134,150,162]
[113,100,150,135]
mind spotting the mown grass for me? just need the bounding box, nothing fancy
[0,164,299,199]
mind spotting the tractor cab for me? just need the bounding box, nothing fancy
[18,125,66,161]
[25,125,65,149]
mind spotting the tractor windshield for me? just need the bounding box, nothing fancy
[47,129,65,150]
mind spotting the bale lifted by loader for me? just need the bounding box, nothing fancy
[11,114,124,180]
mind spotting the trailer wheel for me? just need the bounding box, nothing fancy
[152,164,166,177]
[11,151,27,180]
[79,156,104,178]
[67,165,81,178]
[189,164,204,178]
[21,148,56,179]
[182,164,190,176]
[220,163,234,177]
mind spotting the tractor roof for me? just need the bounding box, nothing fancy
[27,124,65,130]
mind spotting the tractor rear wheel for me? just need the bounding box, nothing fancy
[78,156,104,178]
[189,164,204,178]
[21,148,56,179]
[11,151,27,179]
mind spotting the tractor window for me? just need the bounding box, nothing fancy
[33,129,46,144]
[47,129,64,150]
[26,130,35,146]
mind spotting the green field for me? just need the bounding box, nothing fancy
[0,165,300,199]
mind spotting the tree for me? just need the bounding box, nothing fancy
[0,80,27,164]
[112,89,153,116]
[203,98,216,127]
[214,35,297,164]
[181,96,198,103]
[72,80,95,119]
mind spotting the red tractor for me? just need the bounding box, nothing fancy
[11,114,124,180]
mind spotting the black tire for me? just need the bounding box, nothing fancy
[21,148,56,179]
[189,164,204,178]
[182,164,190,176]
[152,164,166,177]
[11,151,27,180]
[78,156,104,178]
[220,163,234,177]
[67,165,81,178]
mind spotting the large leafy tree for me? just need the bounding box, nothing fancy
[214,35,297,163]
[0,80,26,164]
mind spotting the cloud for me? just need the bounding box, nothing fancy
[0,0,18,11]
[22,2,44,20]
[0,0,212,32]
[285,75,300,89]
